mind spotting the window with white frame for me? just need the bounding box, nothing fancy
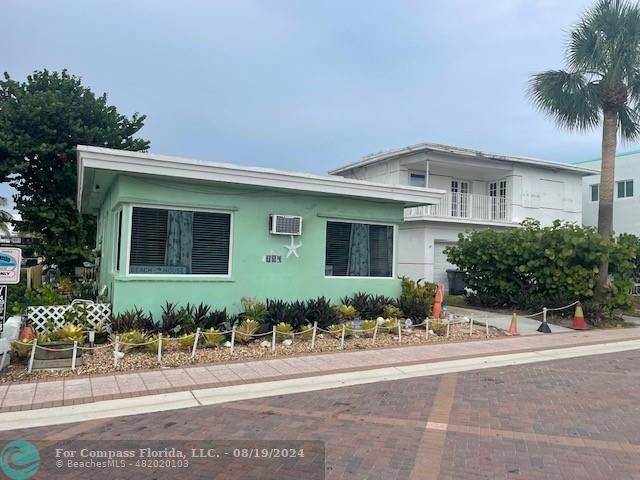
[617,180,634,198]
[409,173,426,188]
[129,206,232,275]
[590,184,599,202]
[324,221,394,277]
[113,209,123,272]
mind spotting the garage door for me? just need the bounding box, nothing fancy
[434,242,457,291]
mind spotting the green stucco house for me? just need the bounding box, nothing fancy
[77,146,443,317]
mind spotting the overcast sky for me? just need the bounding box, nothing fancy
[1,0,632,213]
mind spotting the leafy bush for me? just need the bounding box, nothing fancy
[275,322,293,342]
[383,304,402,319]
[398,277,436,321]
[446,219,635,319]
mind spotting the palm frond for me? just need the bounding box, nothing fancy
[528,70,600,131]
[616,105,640,140]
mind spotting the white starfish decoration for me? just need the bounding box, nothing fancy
[284,235,302,258]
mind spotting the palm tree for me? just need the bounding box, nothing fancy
[0,196,11,237]
[529,0,640,297]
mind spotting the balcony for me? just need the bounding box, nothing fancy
[405,192,513,224]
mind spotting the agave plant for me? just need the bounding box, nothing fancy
[305,297,338,329]
[110,330,149,352]
[359,319,378,337]
[146,334,170,352]
[381,318,399,333]
[201,328,225,347]
[11,339,33,358]
[328,323,352,338]
[49,323,86,343]
[235,319,260,343]
[338,304,357,321]
[275,322,293,342]
[299,323,314,339]
[178,333,198,349]
[241,298,267,323]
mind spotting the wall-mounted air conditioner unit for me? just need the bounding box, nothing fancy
[269,215,303,235]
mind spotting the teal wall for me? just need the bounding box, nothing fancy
[96,174,405,319]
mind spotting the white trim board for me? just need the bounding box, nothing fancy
[1,339,638,432]
[77,146,445,212]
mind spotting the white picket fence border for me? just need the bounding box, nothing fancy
[27,303,111,333]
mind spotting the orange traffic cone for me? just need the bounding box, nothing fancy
[572,302,587,330]
[508,313,520,336]
[432,284,445,319]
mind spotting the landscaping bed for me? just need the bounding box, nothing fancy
[0,322,503,383]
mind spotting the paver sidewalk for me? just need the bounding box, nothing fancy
[1,328,638,413]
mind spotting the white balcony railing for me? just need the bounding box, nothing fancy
[405,192,513,223]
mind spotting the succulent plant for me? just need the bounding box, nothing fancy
[235,319,260,343]
[359,319,378,337]
[328,323,352,338]
[275,322,293,342]
[202,328,225,347]
[49,323,86,343]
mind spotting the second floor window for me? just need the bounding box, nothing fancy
[409,173,426,188]
[617,180,634,198]
[590,184,599,202]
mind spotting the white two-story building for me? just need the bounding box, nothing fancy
[576,150,640,235]
[331,143,595,289]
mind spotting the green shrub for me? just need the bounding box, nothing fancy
[241,298,267,323]
[305,297,338,329]
[112,308,155,333]
[383,304,402,319]
[381,318,399,333]
[178,333,197,349]
[446,219,636,320]
[299,323,314,338]
[340,293,393,318]
[398,277,437,321]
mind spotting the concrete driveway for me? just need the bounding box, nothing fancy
[446,306,573,335]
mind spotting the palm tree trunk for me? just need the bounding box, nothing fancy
[595,109,618,299]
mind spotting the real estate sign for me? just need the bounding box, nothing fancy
[0,248,21,284]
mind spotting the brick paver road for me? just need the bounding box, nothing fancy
[1,349,639,479]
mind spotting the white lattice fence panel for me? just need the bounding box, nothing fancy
[28,303,111,333]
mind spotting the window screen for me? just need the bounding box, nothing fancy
[325,221,393,277]
[129,207,231,275]
[617,180,634,198]
[591,184,599,202]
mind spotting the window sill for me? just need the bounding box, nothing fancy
[114,275,235,283]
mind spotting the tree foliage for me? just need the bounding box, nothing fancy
[445,219,635,317]
[0,69,149,272]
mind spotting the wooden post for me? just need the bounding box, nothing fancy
[372,322,379,344]
[446,320,450,338]
[340,324,346,349]
[272,325,277,352]
[426,319,430,339]
[469,317,473,336]
[157,333,163,364]
[113,335,120,368]
[28,339,38,373]
[485,321,489,337]
[311,321,317,349]
[71,341,78,370]
[230,326,236,354]
[397,322,402,342]
[190,328,201,360]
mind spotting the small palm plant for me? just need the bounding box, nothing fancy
[529,0,640,298]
